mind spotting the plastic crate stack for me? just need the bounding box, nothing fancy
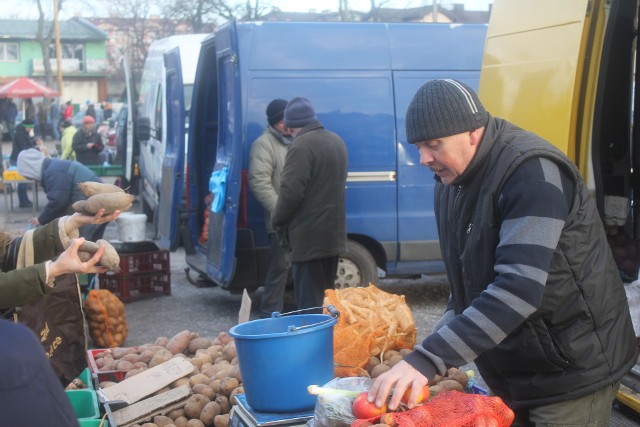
[98,249,171,302]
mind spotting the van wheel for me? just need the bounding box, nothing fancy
[335,240,378,289]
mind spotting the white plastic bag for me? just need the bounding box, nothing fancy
[307,377,372,427]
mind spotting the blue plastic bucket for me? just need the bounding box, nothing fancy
[229,312,338,413]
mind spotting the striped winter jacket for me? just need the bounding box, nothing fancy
[404,116,637,409]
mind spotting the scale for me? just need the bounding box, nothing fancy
[230,394,315,427]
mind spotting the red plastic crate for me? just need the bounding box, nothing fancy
[87,349,127,384]
[116,250,170,274]
[98,271,171,302]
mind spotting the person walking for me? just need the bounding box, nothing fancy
[272,97,348,313]
[248,99,292,317]
[367,79,637,426]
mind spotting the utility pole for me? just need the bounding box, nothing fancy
[433,0,438,22]
[53,0,63,98]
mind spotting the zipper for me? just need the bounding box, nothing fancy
[452,185,470,307]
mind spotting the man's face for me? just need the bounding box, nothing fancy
[274,120,293,137]
[83,122,95,133]
[415,128,482,186]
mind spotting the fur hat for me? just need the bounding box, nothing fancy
[405,79,488,143]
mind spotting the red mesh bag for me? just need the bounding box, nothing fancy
[352,391,515,427]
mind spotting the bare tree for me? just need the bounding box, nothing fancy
[163,0,272,29]
[34,0,63,88]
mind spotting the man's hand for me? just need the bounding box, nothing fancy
[48,237,108,278]
[368,360,429,410]
[30,217,40,227]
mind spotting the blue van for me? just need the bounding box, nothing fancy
[160,21,487,290]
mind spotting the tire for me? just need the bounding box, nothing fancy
[335,240,378,289]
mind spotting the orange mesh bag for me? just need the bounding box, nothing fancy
[352,391,515,427]
[324,285,417,377]
[84,289,128,347]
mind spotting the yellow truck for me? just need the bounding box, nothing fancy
[479,0,637,231]
[480,0,640,412]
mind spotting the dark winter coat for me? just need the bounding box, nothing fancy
[72,129,104,165]
[10,124,35,163]
[38,159,100,225]
[409,116,636,409]
[272,121,348,262]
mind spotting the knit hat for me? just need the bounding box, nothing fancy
[405,79,488,143]
[266,99,288,126]
[82,115,95,125]
[22,119,35,128]
[17,148,45,181]
[284,97,317,128]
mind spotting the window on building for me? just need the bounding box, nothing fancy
[49,43,85,70]
[0,43,19,62]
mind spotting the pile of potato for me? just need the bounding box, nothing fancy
[85,289,128,347]
[364,350,470,395]
[94,330,243,427]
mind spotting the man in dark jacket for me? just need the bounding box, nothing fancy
[17,148,106,240]
[272,97,348,313]
[9,118,37,207]
[368,79,637,426]
[72,115,103,165]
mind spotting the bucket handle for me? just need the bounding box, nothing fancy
[271,305,340,332]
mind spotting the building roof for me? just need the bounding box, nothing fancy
[0,17,107,41]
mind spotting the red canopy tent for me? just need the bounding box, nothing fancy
[0,77,59,98]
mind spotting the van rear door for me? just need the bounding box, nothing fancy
[205,22,243,286]
[157,47,186,250]
[479,0,603,177]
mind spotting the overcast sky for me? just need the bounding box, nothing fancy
[0,0,492,20]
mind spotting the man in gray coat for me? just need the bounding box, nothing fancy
[248,99,292,318]
[272,97,348,313]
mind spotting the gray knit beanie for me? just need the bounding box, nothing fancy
[17,148,45,181]
[284,97,317,128]
[405,79,488,143]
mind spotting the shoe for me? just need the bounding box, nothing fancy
[19,202,33,208]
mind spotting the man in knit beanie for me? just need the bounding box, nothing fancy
[248,99,292,318]
[272,97,348,313]
[368,79,635,426]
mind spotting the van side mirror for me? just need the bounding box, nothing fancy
[137,116,151,142]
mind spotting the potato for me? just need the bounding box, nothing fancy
[167,408,185,420]
[121,353,141,364]
[365,356,380,372]
[229,386,244,405]
[154,415,175,427]
[155,336,170,347]
[187,420,205,427]
[206,345,223,358]
[190,374,211,387]
[184,394,211,419]
[199,401,222,426]
[215,396,230,414]
[96,239,121,272]
[174,416,189,427]
[371,363,391,378]
[227,365,242,383]
[189,338,213,354]
[139,350,155,364]
[150,350,173,368]
[192,384,216,400]
[213,369,232,381]
[382,350,400,362]
[213,415,229,427]
[446,370,469,388]
[117,360,135,371]
[218,378,239,397]
[386,355,403,367]
[202,365,217,378]
[399,348,412,357]
[209,380,221,393]
[167,330,195,355]
[84,192,136,214]
[436,379,465,392]
[72,200,92,215]
[216,332,233,345]
[78,181,124,197]
[221,343,237,362]
[171,377,191,388]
